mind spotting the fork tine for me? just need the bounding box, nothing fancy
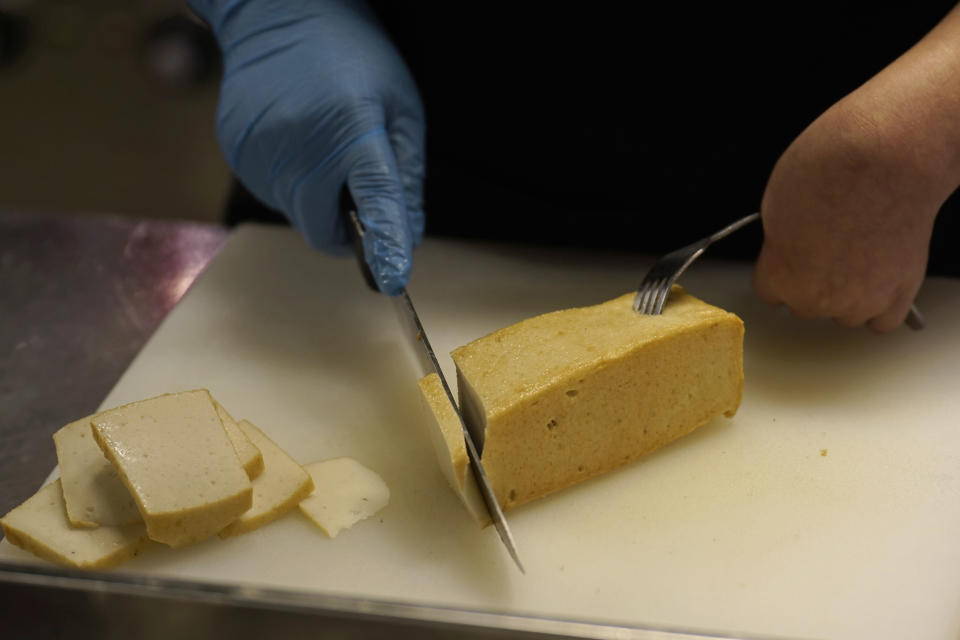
[636,284,653,314]
[644,280,660,315]
[643,278,665,314]
[635,212,763,316]
[637,280,655,313]
[637,288,650,315]
[651,278,668,314]
[641,279,661,314]
[653,279,672,314]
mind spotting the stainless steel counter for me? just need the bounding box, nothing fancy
[0,209,228,516]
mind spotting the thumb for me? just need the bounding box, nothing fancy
[346,129,415,296]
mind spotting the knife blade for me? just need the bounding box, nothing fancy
[341,197,524,573]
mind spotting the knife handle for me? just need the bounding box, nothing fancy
[340,186,379,292]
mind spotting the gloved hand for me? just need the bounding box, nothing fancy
[189,0,425,294]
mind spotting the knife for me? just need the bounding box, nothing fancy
[341,193,524,573]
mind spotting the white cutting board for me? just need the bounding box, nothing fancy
[4,224,960,640]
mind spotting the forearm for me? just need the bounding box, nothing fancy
[841,3,960,203]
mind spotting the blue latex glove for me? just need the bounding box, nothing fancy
[189,0,425,294]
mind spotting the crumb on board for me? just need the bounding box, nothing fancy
[820,449,828,457]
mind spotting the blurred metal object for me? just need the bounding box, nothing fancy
[905,303,926,330]
[141,14,219,88]
[0,561,767,640]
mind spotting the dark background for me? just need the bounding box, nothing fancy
[369,2,960,274]
[226,2,960,275]
[1,3,956,273]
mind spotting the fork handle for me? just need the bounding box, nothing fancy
[643,210,927,332]
[708,211,761,243]
[906,304,925,331]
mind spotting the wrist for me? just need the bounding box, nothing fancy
[840,17,960,207]
[831,82,960,219]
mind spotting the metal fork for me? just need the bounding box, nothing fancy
[632,212,926,331]
[633,212,760,315]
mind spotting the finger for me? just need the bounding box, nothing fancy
[752,244,784,306]
[754,243,848,319]
[833,311,873,329]
[388,111,426,248]
[345,129,414,295]
[867,290,916,334]
[834,316,865,329]
[833,294,898,329]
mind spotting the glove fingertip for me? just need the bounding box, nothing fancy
[369,255,411,296]
[378,272,408,297]
[361,229,412,296]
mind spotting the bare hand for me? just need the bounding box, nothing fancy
[754,101,940,332]
[754,9,960,332]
